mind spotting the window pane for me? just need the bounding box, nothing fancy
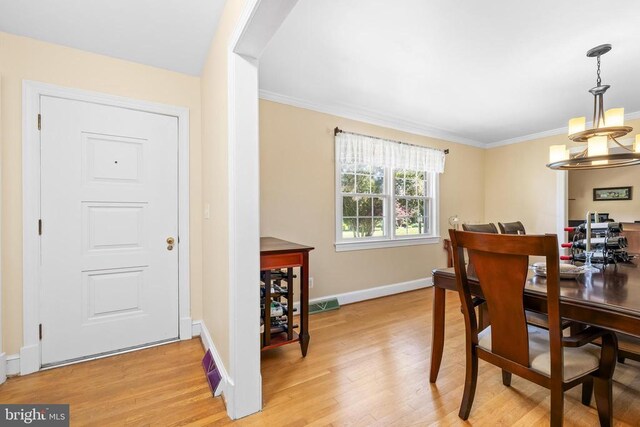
[356,163,371,174]
[357,197,372,216]
[415,178,425,196]
[408,200,425,235]
[372,169,384,194]
[341,173,355,193]
[395,198,408,235]
[394,175,405,196]
[342,218,357,239]
[395,218,408,235]
[407,198,420,216]
[373,218,385,237]
[373,197,384,216]
[357,218,373,237]
[356,174,371,193]
[341,163,355,173]
[343,197,357,216]
[405,179,416,196]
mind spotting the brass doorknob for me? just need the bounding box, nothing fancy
[167,237,175,245]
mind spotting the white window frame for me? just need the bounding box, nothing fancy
[335,161,440,252]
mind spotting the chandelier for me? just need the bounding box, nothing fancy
[547,44,640,170]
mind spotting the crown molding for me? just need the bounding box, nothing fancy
[485,126,567,148]
[487,110,640,148]
[259,90,640,151]
[258,89,486,148]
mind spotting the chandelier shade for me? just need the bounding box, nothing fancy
[546,44,640,170]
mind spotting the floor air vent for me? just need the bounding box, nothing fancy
[309,298,340,314]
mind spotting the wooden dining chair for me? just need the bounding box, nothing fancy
[449,230,618,426]
[455,223,564,331]
[462,223,499,233]
[498,221,526,235]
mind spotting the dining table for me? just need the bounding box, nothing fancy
[429,259,640,383]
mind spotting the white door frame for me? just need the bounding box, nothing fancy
[21,81,191,375]
[0,76,5,384]
[226,0,298,419]
[556,171,568,242]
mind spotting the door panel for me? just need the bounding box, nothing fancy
[40,96,179,365]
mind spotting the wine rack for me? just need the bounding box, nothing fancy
[260,237,313,356]
[260,268,299,350]
[562,220,632,267]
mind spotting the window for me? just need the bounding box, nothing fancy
[335,132,445,251]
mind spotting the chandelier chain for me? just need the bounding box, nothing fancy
[596,55,602,86]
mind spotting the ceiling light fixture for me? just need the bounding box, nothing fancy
[547,44,640,170]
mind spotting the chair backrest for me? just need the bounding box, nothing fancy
[449,230,562,371]
[498,221,526,235]
[462,223,498,234]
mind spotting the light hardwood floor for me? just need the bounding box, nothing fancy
[2,288,640,426]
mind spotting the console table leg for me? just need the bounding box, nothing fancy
[430,286,446,383]
[300,252,310,357]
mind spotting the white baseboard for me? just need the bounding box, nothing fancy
[191,321,202,337]
[294,277,432,312]
[20,344,39,375]
[192,320,229,398]
[180,316,193,340]
[0,353,6,383]
[3,320,202,379]
[6,354,20,376]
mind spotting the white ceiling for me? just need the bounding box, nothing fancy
[259,0,640,146]
[0,0,225,76]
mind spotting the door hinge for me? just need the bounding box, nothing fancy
[38,219,42,235]
[37,114,41,131]
[39,324,43,340]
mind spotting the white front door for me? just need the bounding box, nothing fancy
[40,96,179,366]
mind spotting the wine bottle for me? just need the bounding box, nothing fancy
[564,222,623,233]
[561,236,627,249]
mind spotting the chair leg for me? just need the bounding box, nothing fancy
[458,345,479,420]
[581,377,593,406]
[594,333,618,427]
[617,356,626,364]
[502,369,512,387]
[593,377,613,427]
[550,385,564,427]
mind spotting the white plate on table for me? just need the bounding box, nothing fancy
[531,262,585,280]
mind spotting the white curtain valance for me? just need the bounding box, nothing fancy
[336,132,446,174]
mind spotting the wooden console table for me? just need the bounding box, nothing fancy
[260,237,314,356]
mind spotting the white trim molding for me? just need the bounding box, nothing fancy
[486,110,640,148]
[223,0,299,420]
[21,81,191,375]
[0,75,3,385]
[335,236,440,252]
[260,89,485,148]
[293,277,432,312]
[0,353,6,384]
[6,354,20,376]
[193,320,228,398]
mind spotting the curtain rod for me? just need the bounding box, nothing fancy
[334,127,449,154]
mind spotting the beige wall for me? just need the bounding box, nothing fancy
[200,0,247,369]
[569,168,640,223]
[0,32,203,356]
[485,135,564,235]
[259,100,486,298]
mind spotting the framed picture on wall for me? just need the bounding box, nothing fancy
[593,186,632,201]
